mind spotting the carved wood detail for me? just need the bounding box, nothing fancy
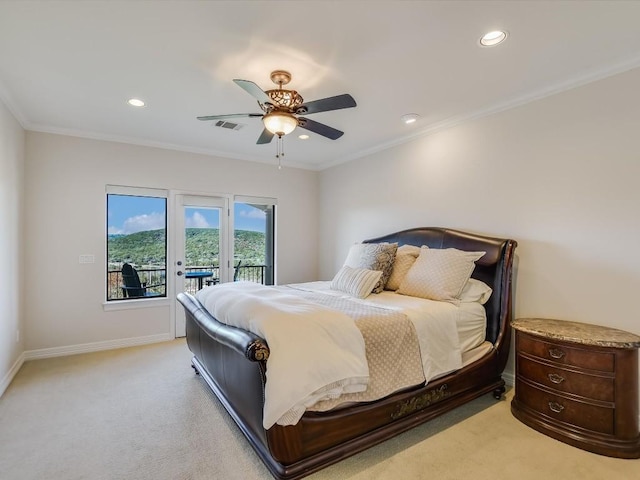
[391,384,450,419]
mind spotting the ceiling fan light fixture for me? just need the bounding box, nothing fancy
[263,111,298,136]
[198,70,356,145]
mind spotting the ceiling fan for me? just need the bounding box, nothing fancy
[197,70,357,144]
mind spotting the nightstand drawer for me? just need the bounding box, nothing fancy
[516,379,614,435]
[518,355,615,402]
[518,333,614,372]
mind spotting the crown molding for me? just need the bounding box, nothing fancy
[26,123,321,171]
[8,54,640,173]
[0,79,28,127]
[323,55,640,170]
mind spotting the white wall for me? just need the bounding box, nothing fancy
[0,97,25,394]
[24,133,319,352]
[9,65,640,401]
[319,67,640,379]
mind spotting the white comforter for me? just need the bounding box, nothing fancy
[196,281,466,428]
[292,282,464,382]
[196,282,369,429]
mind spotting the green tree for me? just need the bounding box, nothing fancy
[108,228,266,267]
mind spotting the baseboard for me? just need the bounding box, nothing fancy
[23,333,174,360]
[0,352,26,397]
[503,370,515,387]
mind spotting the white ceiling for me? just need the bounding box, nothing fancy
[1,1,640,170]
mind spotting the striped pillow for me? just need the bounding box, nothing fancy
[330,266,383,299]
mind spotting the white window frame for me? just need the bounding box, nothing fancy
[104,185,170,311]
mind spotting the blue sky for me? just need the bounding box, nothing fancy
[107,196,266,234]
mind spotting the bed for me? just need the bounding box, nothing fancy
[177,227,517,479]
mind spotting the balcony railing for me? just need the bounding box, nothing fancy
[107,265,267,300]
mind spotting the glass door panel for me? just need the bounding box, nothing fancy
[183,205,221,291]
[175,194,228,337]
[234,197,276,285]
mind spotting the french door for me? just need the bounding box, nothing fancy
[174,194,230,337]
[172,193,276,337]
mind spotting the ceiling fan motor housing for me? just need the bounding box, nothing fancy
[265,89,304,110]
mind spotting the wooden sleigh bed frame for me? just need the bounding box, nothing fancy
[177,227,518,479]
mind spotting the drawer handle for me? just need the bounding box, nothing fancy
[548,373,565,384]
[548,401,565,414]
[548,348,565,359]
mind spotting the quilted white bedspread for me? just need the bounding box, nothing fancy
[196,282,369,429]
[196,281,467,428]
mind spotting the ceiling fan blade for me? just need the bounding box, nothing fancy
[297,94,356,115]
[297,117,344,140]
[197,113,263,121]
[233,79,272,104]
[256,128,275,144]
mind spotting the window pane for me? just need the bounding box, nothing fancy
[107,194,167,300]
[234,201,275,285]
[184,206,221,293]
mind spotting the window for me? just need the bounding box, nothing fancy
[106,186,167,301]
[234,197,276,285]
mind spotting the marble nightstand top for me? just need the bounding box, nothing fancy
[512,318,640,349]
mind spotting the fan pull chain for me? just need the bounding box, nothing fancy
[275,134,284,170]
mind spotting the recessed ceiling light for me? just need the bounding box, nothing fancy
[298,134,309,140]
[127,98,145,107]
[479,30,508,47]
[401,113,420,125]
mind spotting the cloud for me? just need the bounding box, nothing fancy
[239,208,265,219]
[186,211,210,228]
[117,212,166,234]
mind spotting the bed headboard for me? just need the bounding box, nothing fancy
[363,227,517,345]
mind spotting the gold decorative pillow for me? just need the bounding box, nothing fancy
[397,247,486,302]
[330,266,383,299]
[343,242,398,293]
[385,244,422,291]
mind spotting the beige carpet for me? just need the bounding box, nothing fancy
[0,339,637,479]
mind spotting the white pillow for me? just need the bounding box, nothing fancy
[385,244,422,291]
[458,278,493,304]
[343,242,397,293]
[397,247,486,302]
[330,265,382,299]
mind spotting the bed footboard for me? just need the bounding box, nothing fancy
[177,292,272,456]
[178,292,269,362]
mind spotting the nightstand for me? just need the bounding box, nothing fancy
[511,318,640,458]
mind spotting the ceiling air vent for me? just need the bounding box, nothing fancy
[214,120,245,131]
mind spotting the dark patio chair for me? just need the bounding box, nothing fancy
[234,260,242,281]
[121,263,164,298]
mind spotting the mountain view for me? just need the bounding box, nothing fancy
[108,228,266,267]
